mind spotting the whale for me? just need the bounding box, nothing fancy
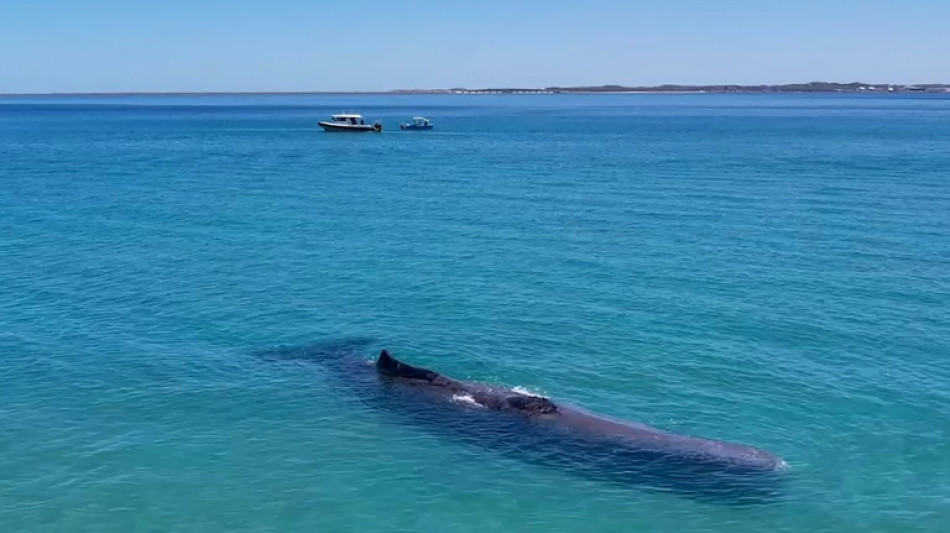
[257,338,790,504]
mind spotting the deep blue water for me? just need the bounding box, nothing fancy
[1,93,948,532]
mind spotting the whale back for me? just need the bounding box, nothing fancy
[506,394,558,415]
[375,350,559,417]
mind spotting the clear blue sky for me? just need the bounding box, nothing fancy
[2,0,948,93]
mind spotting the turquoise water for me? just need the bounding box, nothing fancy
[1,93,948,531]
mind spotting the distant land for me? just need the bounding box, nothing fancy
[399,82,950,95]
[4,82,950,96]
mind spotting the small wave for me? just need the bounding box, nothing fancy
[511,386,548,398]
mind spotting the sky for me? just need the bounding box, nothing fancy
[1,0,949,93]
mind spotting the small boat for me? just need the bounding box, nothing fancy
[319,114,382,132]
[400,116,434,130]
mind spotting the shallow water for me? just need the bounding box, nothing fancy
[1,93,949,531]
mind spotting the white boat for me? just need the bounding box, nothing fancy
[318,114,382,132]
[400,116,434,130]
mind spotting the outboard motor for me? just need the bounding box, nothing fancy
[373,121,383,132]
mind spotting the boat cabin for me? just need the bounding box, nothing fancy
[330,114,366,125]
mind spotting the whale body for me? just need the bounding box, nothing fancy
[257,338,789,504]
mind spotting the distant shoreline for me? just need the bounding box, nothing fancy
[3,82,949,97]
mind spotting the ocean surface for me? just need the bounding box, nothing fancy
[1,93,948,532]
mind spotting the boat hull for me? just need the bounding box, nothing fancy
[319,121,382,132]
[400,124,433,131]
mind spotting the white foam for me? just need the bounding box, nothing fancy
[451,393,485,408]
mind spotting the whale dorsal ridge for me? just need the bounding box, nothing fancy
[376,350,439,382]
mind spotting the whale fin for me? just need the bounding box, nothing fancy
[376,350,440,382]
[376,349,399,372]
